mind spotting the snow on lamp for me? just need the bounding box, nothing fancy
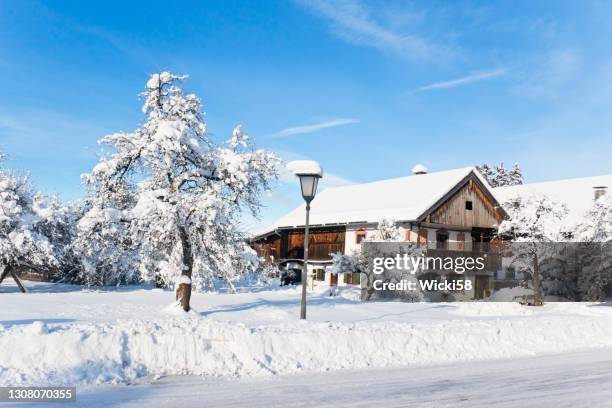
[288,160,323,203]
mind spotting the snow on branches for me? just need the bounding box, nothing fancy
[80,72,279,306]
[477,162,523,187]
[365,218,402,242]
[498,194,568,305]
[577,194,612,243]
[0,163,71,277]
[574,194,612,300]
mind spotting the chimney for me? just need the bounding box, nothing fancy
[593,186,608,200]
[412,164,428,175]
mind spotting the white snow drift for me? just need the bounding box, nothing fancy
[3,309,612,386]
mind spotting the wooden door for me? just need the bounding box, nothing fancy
[474,275,490,299]
[330,273,338,286]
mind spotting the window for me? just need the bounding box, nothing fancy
[456,232,465,251]
[315,269,326,281]
[343,272,361,285]
[418,229,428,246]
[436,230,449,250]
[355,229,367,244]
[465,200,473,210]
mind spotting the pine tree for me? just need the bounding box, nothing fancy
[476,163,496,186]
[476,162,524,187]
[83,72,279,310]
[495,163,509,186]
[509,163,524,186]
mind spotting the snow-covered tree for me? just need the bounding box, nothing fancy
[477,162,523,187]
[330,251,361,275]
[508,163,523,186]
[84,72,279,310]
[577,194,612,243]
[575,194,612,301]
[0,162,57,284]
[32,194,82,281]
[74,166,139,287]
[366,218,402,242]
[498,194,568,305]
[475,163,495,184]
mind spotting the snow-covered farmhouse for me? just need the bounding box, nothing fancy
[251,165,612,299]
[253,166,506,297]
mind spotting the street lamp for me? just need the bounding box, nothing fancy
[287,160,323,320]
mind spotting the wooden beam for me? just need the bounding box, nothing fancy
[419,222,472,232]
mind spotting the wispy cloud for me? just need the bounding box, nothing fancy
[274,118,359,137]
[298,0,447,60]
[416,68,506,91]
[511,50,581,100]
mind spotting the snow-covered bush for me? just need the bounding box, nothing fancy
[82,72,279,309]
[330,251,361,275]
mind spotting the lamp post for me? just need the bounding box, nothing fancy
[287,161,323,320]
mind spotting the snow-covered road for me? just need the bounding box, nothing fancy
[28,349,612,408]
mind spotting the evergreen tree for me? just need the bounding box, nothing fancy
[477,162,524,187]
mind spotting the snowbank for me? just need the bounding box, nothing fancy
[487,287,533,302]
[3,312,612,386]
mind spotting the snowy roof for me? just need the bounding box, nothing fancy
[253,167,612,238]
[270,167,482,229]
[493,174,612,227]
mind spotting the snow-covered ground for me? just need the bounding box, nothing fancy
[2,278,612,405]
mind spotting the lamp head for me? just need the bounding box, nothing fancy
[286,160,324,204]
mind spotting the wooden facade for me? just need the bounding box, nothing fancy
[428,178,503,228]
[254,226,346,262]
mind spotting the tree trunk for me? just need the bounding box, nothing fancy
[9,268,27,293]
[176,225,193,312]
[0,266,10,285]
[0,265,26,293]
[533,253,543,306]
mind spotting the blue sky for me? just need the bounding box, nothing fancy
[1,0,611,230]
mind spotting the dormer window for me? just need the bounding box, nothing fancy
[355,229,367,244]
